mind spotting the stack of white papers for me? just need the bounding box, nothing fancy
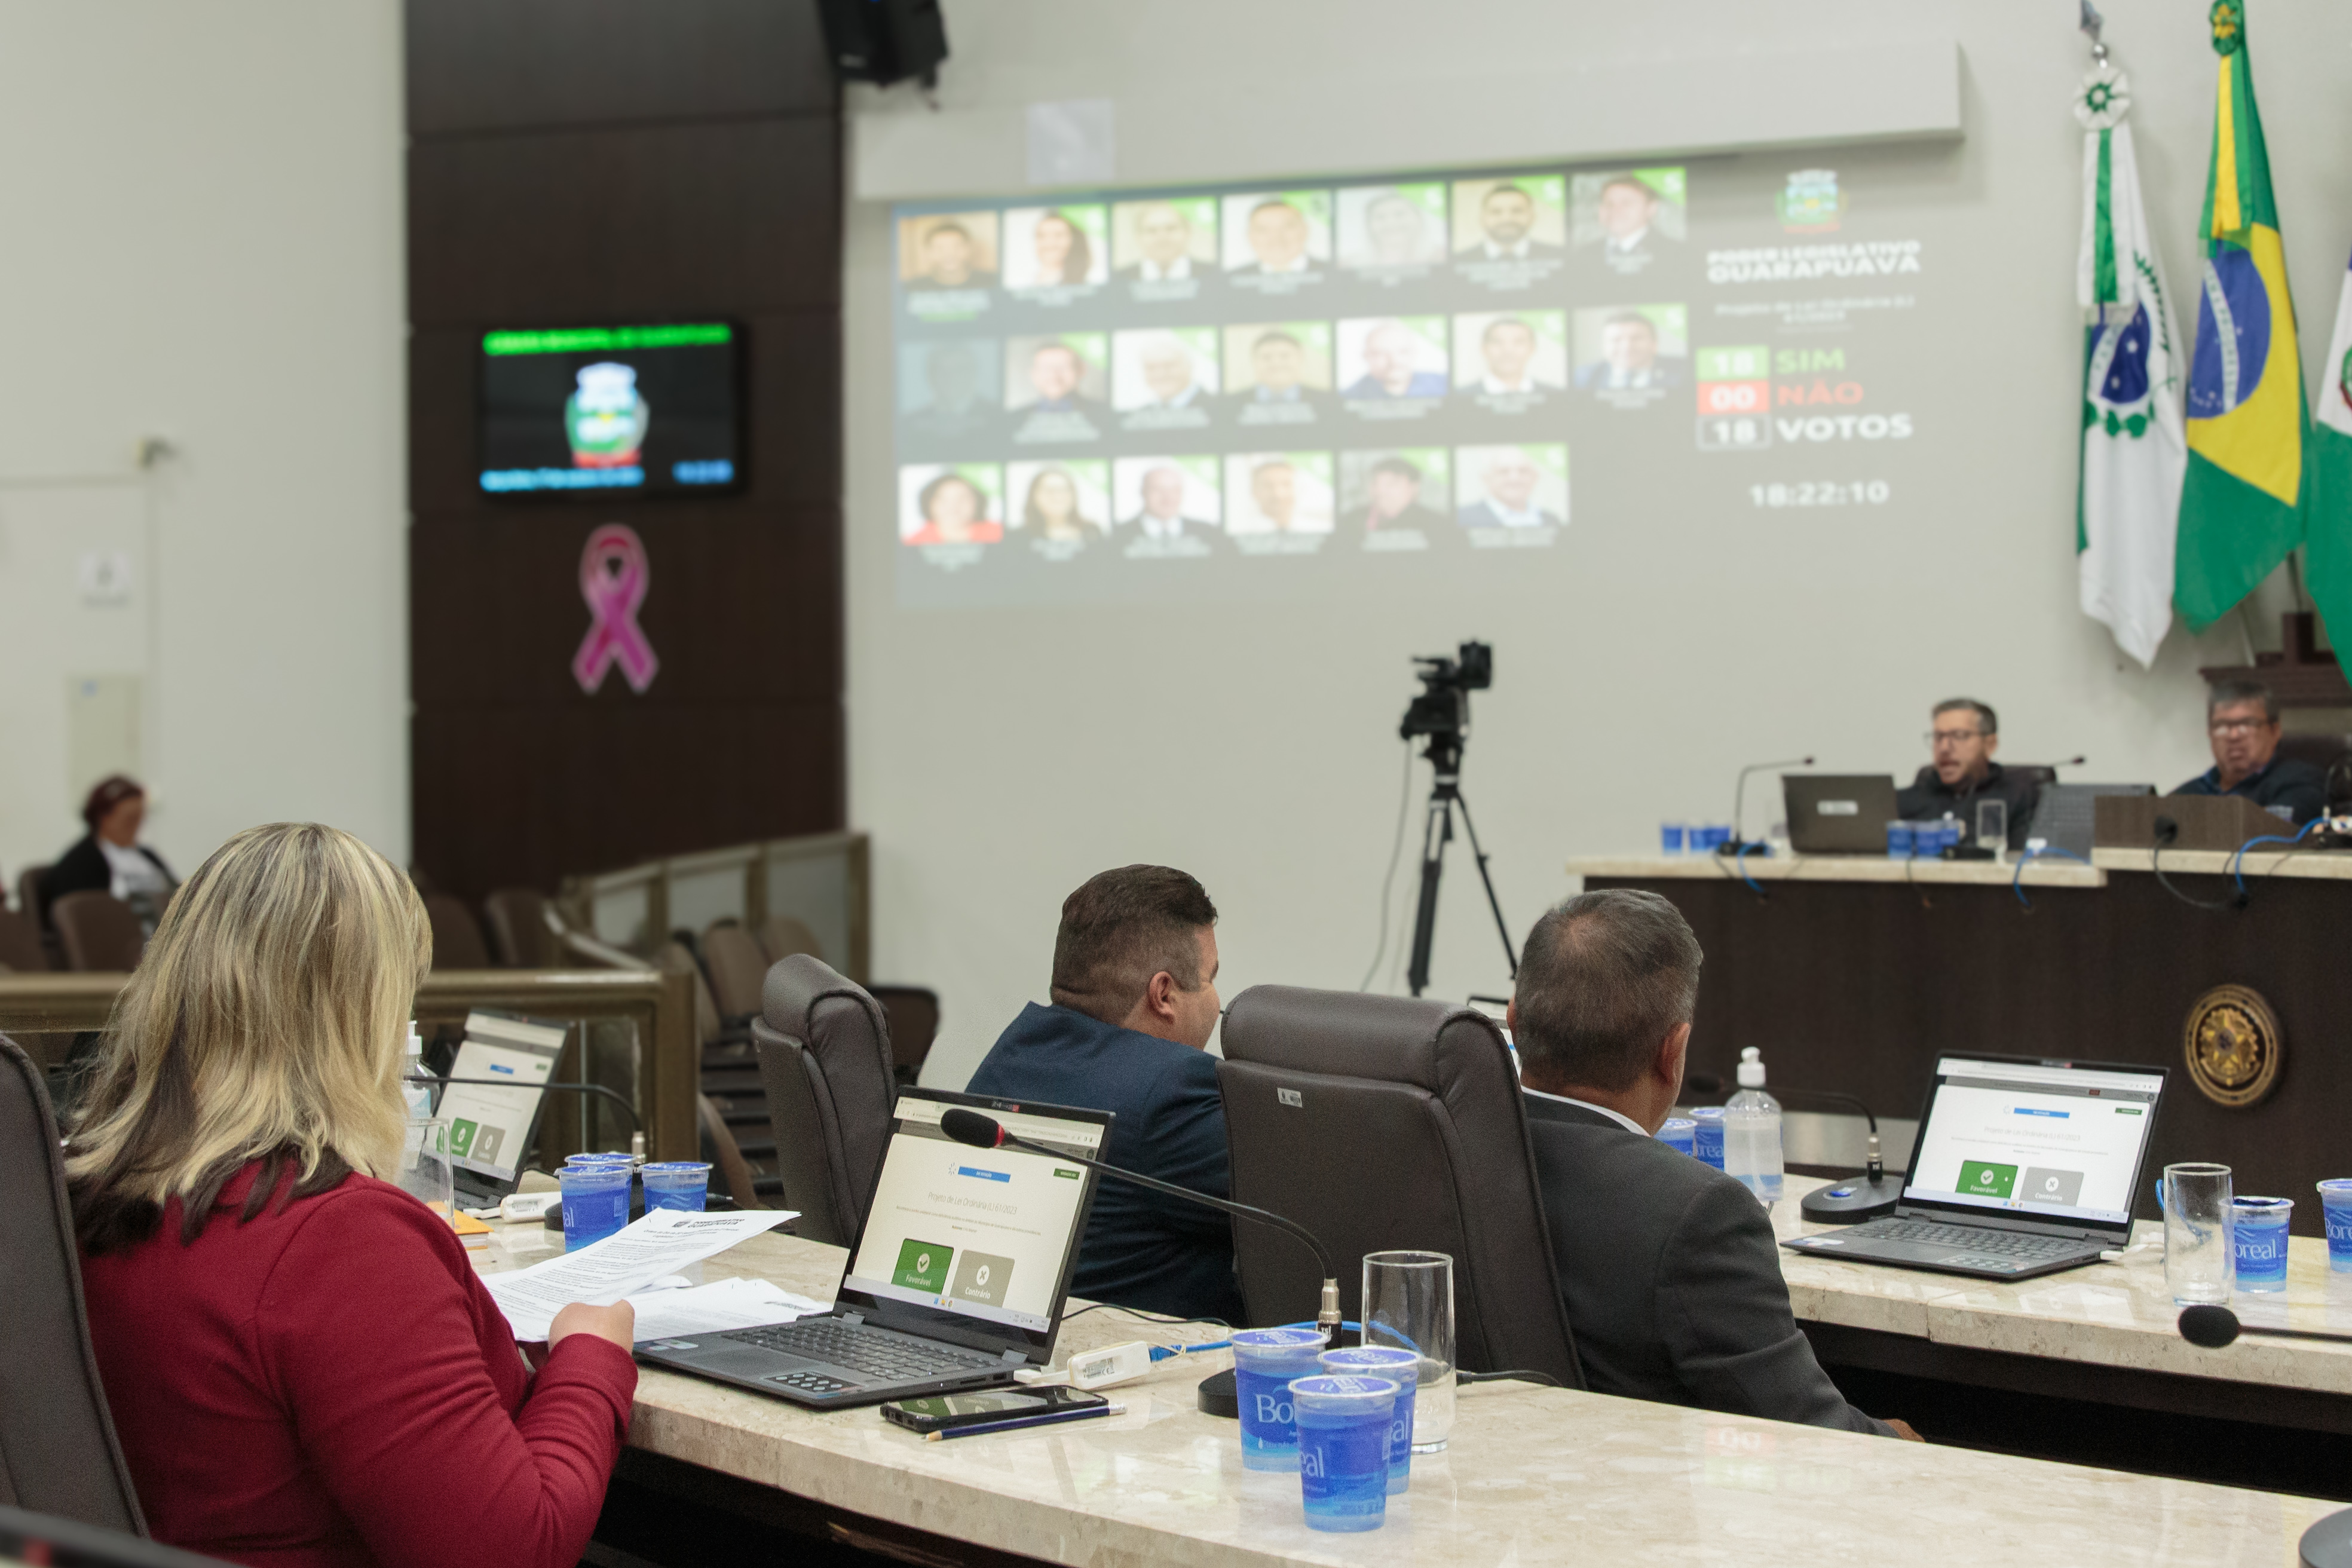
[486,1208,797,1341]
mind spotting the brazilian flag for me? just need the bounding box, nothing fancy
[2175,0,2307,632]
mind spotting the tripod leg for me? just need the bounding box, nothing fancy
[1451,791,1518,979]
[1404,794,1451,997]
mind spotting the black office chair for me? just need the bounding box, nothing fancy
[751,956,899,1247]
[1218,986,1583,1386]
[0,1036,147,1532]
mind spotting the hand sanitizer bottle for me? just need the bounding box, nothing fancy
[1723,1046,1784,1206]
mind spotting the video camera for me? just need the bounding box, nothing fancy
[1399,641,1493,742]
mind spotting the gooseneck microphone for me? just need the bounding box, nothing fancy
[2177,1304,2352,1350]
[1724,756,1816,855]
[1685,1071,1900,1220]
[939,1108,1342,1336]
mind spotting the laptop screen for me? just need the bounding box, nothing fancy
[839,1090,1108,1352]
[437,1011,565,1187]
[1903,1056,2166,1230]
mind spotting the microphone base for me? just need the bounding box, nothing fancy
[1196,1366,1238,1419]
[1714,838,1768,858]
[2303,1507,2352,1568]
[1799,1175,1905,1224]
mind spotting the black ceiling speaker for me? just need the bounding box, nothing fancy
[814,0,948,88]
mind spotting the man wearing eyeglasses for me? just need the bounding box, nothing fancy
[1895,698,2040,848]
[2172,680,2325,825]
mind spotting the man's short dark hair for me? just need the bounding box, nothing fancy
[1600,175,1658,203]
[1253,329,1302,354]
[1932,697,1997,736]
[2208,679,2280,722]
[1482,183,1531,209]
[1482,316,1533,345]
[1604,310,1656,335]
[1513,890,1701,1093]
[1369,456,1422,483]
[1051,865,1218,1025]
[925,221,971,245]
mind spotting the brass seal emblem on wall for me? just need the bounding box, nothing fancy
[2182,985,2281,1108]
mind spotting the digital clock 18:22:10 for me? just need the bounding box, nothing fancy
[1750,480,1891,508]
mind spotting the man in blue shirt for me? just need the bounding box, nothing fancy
[2172,679,2326,826]
[965,865,1242,1323]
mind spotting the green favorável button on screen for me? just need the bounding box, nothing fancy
[1957,1161,2019,1198]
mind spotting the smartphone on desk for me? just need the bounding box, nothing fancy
[881,1385,1108,1435]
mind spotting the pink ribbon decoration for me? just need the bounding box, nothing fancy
[572,523,660,695]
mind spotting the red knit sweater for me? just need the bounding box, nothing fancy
[79,1162,636,1568]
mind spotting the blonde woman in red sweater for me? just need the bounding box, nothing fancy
[68,822,635,1568]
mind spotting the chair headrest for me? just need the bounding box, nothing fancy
[1221,985,1505,1091]
[763,953,890,1062]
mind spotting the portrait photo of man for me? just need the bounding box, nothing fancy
[1114,457,1224,547]
[1340,318,1448,402]
[1346,452,1451,535]
[1457,445,1567,530]
[1113,199,1220,283]
[1223,192,1330,279]
[1453,312,1567,406]
[1573,169,1686,274]
[899,214,1000,290]
[1114,331,1215,415]
[1456,180,1565,261]
[1573,309,1684,394]
[1222,326,1339,423]
[899,339,1002,445]
[1224,454,1334,535]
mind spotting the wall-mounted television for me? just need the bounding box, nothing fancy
[477,321,742,496]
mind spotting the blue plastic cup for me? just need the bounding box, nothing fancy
[1886,820,1915,858]
[564,1152,633,1167]
[558,1162,632,1250]
[1656,1117,1696,1157]
[641,1160,712,1212]
[1230,1328,1327,1471]
[1289,1376,1397,1532]
[2232,1197,2292,1292]
[1689,1106,1726,1171]
[1660,822,1687,855]
[1318,1348,1418,1494]
[2319,1181,2352,1272]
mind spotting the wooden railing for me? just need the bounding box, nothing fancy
[0,968,699,1161]
[560,830,869,979]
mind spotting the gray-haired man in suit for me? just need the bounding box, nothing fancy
[1507,889,1919,1440]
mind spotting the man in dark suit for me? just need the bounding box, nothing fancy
[1459,183,1563,261]
[2170,678,2327,825]
[964,866,1242,1322]
[1508,889,1916,1438]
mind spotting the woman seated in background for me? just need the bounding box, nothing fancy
[40,774,177,933]
[69,822,636,1568]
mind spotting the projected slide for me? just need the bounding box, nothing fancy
[893,158,1936,606]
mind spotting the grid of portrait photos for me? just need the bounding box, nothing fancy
[893,165,1701,583]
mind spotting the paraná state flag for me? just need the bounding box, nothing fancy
[2075,66,2185,670]
[2305,254,2352,653]
[2175,0,2306,633]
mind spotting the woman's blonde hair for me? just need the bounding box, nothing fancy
[68,822,431,1252]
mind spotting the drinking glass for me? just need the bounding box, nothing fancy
[2164,1163,2234,1305]
[398,1118,455,1226]
[1975,800,2008,856]
[1362,1251,1454,1452]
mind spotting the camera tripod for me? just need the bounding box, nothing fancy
[1404,730,1518,998]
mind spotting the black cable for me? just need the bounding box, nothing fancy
[1359,737,1417,991]
[2147,820,2240,911]
[1061,1304,1231,1332]
[1457,1369,1563,1388]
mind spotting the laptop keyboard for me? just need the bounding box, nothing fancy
[726,1319,1000,1383]
[1863,1220,2091,1259]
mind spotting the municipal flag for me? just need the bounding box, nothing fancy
[2175,0,2307,632]
[2075,67,2185,669]
[2306,253,2352,650]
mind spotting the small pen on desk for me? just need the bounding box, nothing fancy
[926,1403,1124,1441]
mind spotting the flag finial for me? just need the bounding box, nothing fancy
[2079,1,2108,64]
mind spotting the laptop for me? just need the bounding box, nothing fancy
[1783,1054,2168,1281]
[434,1010,566,1210]
[635,1086,1111,1409]
[1783,774,1901,854]
[2031,783,2155,859]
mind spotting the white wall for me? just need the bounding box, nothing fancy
[846,0,2348,1088]
[0,2,408,886]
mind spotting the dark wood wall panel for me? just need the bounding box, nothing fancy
[406,2,843,902]
[1592,874,2352,1236]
